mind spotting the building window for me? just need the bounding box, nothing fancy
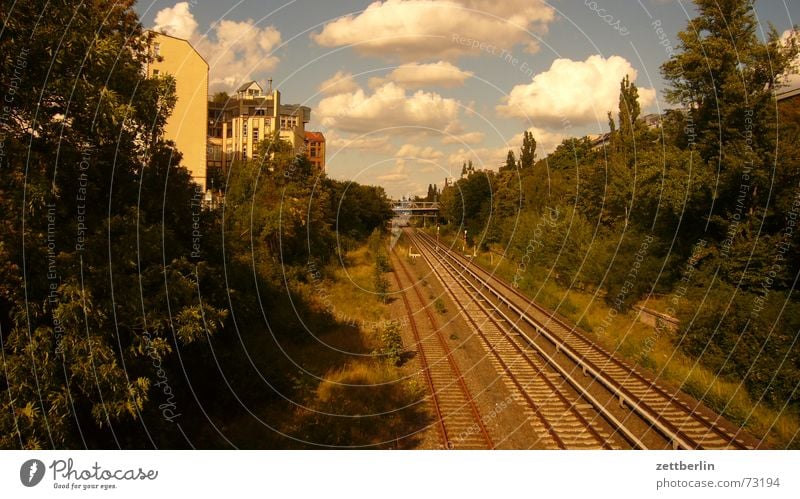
[243,122,248,137]
[242,145,247,160]
[153,43,160,56]
[208,144,222,161]
[252,128,259,142]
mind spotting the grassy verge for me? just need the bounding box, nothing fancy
[202,239,427,448]
[430,229,799,448]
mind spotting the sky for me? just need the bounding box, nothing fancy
[134,0,798,198]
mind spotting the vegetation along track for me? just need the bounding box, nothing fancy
[410,229,758,450]
[390,248,493,449]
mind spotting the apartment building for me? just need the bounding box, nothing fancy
[304,131,326,171]
[146,32,209,190]
[206,81,312,186]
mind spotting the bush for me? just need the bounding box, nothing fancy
[377,321,404,366]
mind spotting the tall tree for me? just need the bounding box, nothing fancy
[502,150,517,171]
[661,0,798,212]
[519,131,536,169]
[617,74,641,151]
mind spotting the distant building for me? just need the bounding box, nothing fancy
[588,132,612,151]
[304,131,326,171]
[642,113,663,129]
[777,73,800,103]
[206,80,311,186]
[146,32,209,190]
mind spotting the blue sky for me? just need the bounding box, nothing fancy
[135,0,798,198]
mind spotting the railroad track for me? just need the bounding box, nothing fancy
[410,229,757,450]
[410,232,634,449]
[390,249,493,449]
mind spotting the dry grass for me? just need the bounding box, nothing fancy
[283,241,429,447]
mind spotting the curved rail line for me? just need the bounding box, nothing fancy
[413,229,756,450]
[390,249,493,449]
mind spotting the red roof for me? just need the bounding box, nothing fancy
[304,131,325,142]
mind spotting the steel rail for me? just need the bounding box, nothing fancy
[415,229,754,450]
[413,230,644,449]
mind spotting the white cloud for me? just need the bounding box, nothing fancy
[326,131,393,153]
[377,160,410,182]
[370,61,473,88]
[153,2,198,40]
[152,2,282,91]
[395,143,444,159]
[497,54,656,127]
[317,82,460,134]
[440,121,485,145]
[312,0,555,61]
[318,71,360,95]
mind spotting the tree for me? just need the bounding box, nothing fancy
[617,74,641,144]
[502,150,517,171]
[519,130,537,169]
[661,0,798,209]
[0,0,227,448]
[211,91,230,104]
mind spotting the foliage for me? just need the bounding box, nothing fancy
[436,0,800,422]
[0,0,395,449]
[377,321,404,366]
[519,130,537,170]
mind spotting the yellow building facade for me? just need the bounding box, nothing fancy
[146,32,209,191]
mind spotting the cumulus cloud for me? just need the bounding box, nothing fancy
[395,143,444,159]
[152,2,282,90]
[377,161,411,182]
[153,2,198,39]
[326,131,393,153]
[497,54,656,127]
[312,0,555,61]
[317,82,460,134]
[370,61,473,88]
[318,71,360,95]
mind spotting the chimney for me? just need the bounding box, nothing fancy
[267,78,273,94]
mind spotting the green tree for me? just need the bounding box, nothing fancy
[617,74,641,146]
[519,131,537,169]
[0,0,226,448]
[211,91,230,104]
[502,150,517,171]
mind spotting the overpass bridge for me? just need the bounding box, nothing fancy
[391,201,439,226]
